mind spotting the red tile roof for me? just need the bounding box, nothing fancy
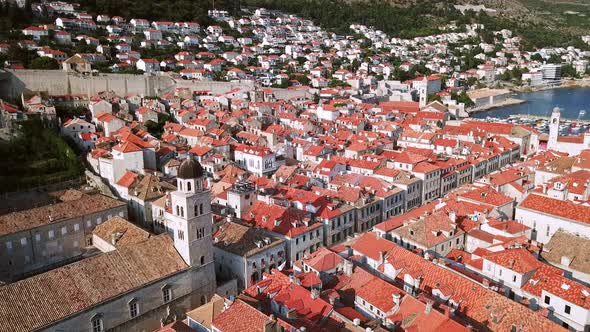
[351,232,396,262]
[518,193,590,225]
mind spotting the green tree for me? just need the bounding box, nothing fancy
[428,94,442,103]
[30,56,59,69]
[453,91,475,107]
[530,53,544,62]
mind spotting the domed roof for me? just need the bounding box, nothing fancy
[178,158,205,179]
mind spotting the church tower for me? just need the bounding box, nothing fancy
[548,107,560,150]
[418,77,428,108]
[169,158,214,267]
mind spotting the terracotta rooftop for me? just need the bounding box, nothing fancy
[518,193,590,225]
[92,216,151,248]
[0,193,125,236]
[0,235,187,332]
[542,230,590,275]
[213,220,284,257]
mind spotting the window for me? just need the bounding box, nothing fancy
[544,296,551,305]
[91,315,103,332]
[512,275,517,282]
[565,305,571,315]
[163,286,172,303]
[48,230,54,239]
[61,226,68,235]
[5,241,12,250]
[200,256,205,265]
[20,238,27,246]
[129,300,139,318]
[178,230,185,241]
[187,182,192,191]
[35,234,41,242]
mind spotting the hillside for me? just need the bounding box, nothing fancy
[463,0,590,34]
[69,0,589,49]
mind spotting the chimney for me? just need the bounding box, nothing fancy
[344,259,353,276]
[449,210,457,223]
[263,314,276,332]
[392,292,402,307]
[413,276,423,290]
[424,301,433,314]
[311,288,320,300]
[111,233,117,245]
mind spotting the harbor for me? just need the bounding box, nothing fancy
[470,87,590,121]
[472,110,590,136]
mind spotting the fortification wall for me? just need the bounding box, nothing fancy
[0,70,311,101]
[173,79,255,94]
[0,70,175,99]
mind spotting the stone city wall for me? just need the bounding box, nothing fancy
[0,69,311,100]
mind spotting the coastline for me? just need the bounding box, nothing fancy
[466,78,590,116]
[466,98,527,114]
[510,78,590,93]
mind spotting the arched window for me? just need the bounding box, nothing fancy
[187,181,192,191]
[200,295,207,305]
[200,255,205,265]
[179,181,183,191]
[162,285,172,303]
[180,206,184,217]
[176,206,180,216]
[199,203,204,215]
[91,314,104,332]
[128,299,139,318]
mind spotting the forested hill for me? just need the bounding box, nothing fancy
[76,0,456,38]
[71,0,590,50]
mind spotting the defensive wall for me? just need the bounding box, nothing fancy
[0,69,311,100]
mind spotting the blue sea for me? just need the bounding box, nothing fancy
[471,87,590,120]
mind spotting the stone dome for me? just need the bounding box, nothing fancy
[178,158,205,179]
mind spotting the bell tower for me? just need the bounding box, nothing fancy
[548,107,560,150]
[169,158,213,267]
[418,77,428,108]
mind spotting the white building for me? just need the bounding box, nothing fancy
[515,193,590,244]
[233,145,278,176]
